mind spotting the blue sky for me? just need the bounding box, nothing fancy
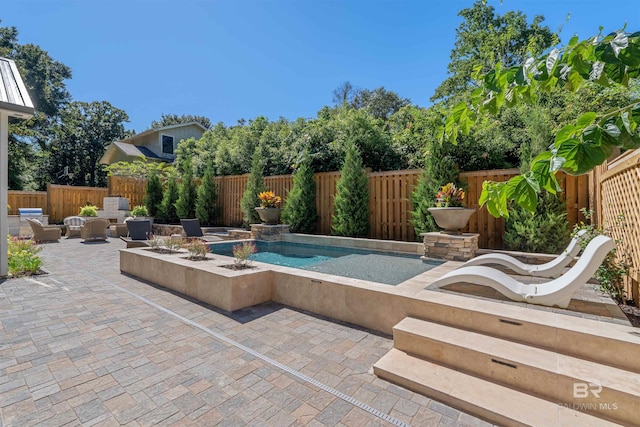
[2,0,638,132]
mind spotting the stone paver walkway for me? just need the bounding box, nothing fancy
[0,238,491,426]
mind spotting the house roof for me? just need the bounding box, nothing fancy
[0,57,34,118]
[99,141,174,165]
[120,121,207,144]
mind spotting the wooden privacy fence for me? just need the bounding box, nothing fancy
[109,168,589,249]
[597,148,640,305]
[7,191,47,215]
[47,184,108,223]
[8,185,108,223]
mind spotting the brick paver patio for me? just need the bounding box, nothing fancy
[0,238,491,426]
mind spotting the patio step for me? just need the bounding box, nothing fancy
[413,290,640,374]
[373,348,620,427]
[375,317,640,426]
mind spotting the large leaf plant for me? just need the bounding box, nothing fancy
[442,28,640,218]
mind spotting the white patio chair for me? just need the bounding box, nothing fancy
[460,230,588,278]
[430,235,614,308]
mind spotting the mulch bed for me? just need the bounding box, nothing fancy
[179,256,211,261]
[220,264,256,271]
[619,302,640,327]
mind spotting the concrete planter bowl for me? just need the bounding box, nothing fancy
[428,207,475,234]
[255,207,282,225]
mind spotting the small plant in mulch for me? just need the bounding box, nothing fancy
[184,239,209,261]
[221,241,257,271]
[146,236,185,254]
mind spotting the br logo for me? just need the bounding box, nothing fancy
[573,383,602,398]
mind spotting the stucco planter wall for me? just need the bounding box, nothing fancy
[119,249,272,312]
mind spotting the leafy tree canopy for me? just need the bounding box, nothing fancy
[333,81,411,120]
[445,28,640,218]
[432,0,558,103]
[50,101,129,187]
[1,20,73,189]
[150,113,213,130]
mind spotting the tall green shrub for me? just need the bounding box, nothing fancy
[282,154,317,233]
[503,106,569,253]
[240,148,266,226]
[332,142,369,237]
[503,192,570,254]
[176,159,197,219]
[144,168,164,218]
[159,168,179,224]
[195,161,219,226]
[410,141,458,238]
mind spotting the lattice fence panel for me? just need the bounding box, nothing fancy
[599,150,640,303]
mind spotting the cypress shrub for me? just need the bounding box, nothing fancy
[504,192,570,254]
[240,148,266,226]
[176,159,197,219]
[159,168,179,224]
[282,154,317,233]
[195,161,219,226]
[410,141,458,239]
[332,142,369,237]
[144,168,163,218]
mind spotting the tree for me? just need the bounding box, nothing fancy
[333,82,411,120]
[1,20,73,189]
[175,159,197,219]
[432,0,557,102]
[240,147,266,226]
[444,28,640,218]
[144,167,164,218]
[332,81,356,105]
[503,192,570,254]
[159,168,180,224]
[352,87,411,120]
[49,101,128,187]
[195,161,219,226]
[150,113,212,130]
[332,142,369,237]
[282,153,317,233]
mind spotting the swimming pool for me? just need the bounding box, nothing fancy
[208,240,443,285]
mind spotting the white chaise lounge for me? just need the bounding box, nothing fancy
[430,235,614,308]
[461,229,588,278]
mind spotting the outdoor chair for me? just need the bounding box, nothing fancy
[63,216,86,238]
[110,216,133,238]
[180,219,223,242]
[429,235,614,309]
[26,218,61,242]
[80,218,111,242]
[120,219,152,248]
[460,230,588,278]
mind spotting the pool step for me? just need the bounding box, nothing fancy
[374,317,640,426]
[374,348,620,427]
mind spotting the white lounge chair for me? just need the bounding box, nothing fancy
[430,235,614,308]
[461,229,588,278]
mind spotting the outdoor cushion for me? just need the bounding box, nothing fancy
[180,218,223,242]
[126,219,152,241]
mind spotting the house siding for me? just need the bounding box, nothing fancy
[137,124,205,160]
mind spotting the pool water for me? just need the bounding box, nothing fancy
[208,241,443,285]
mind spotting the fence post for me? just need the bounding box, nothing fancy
[46,182,52,220]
